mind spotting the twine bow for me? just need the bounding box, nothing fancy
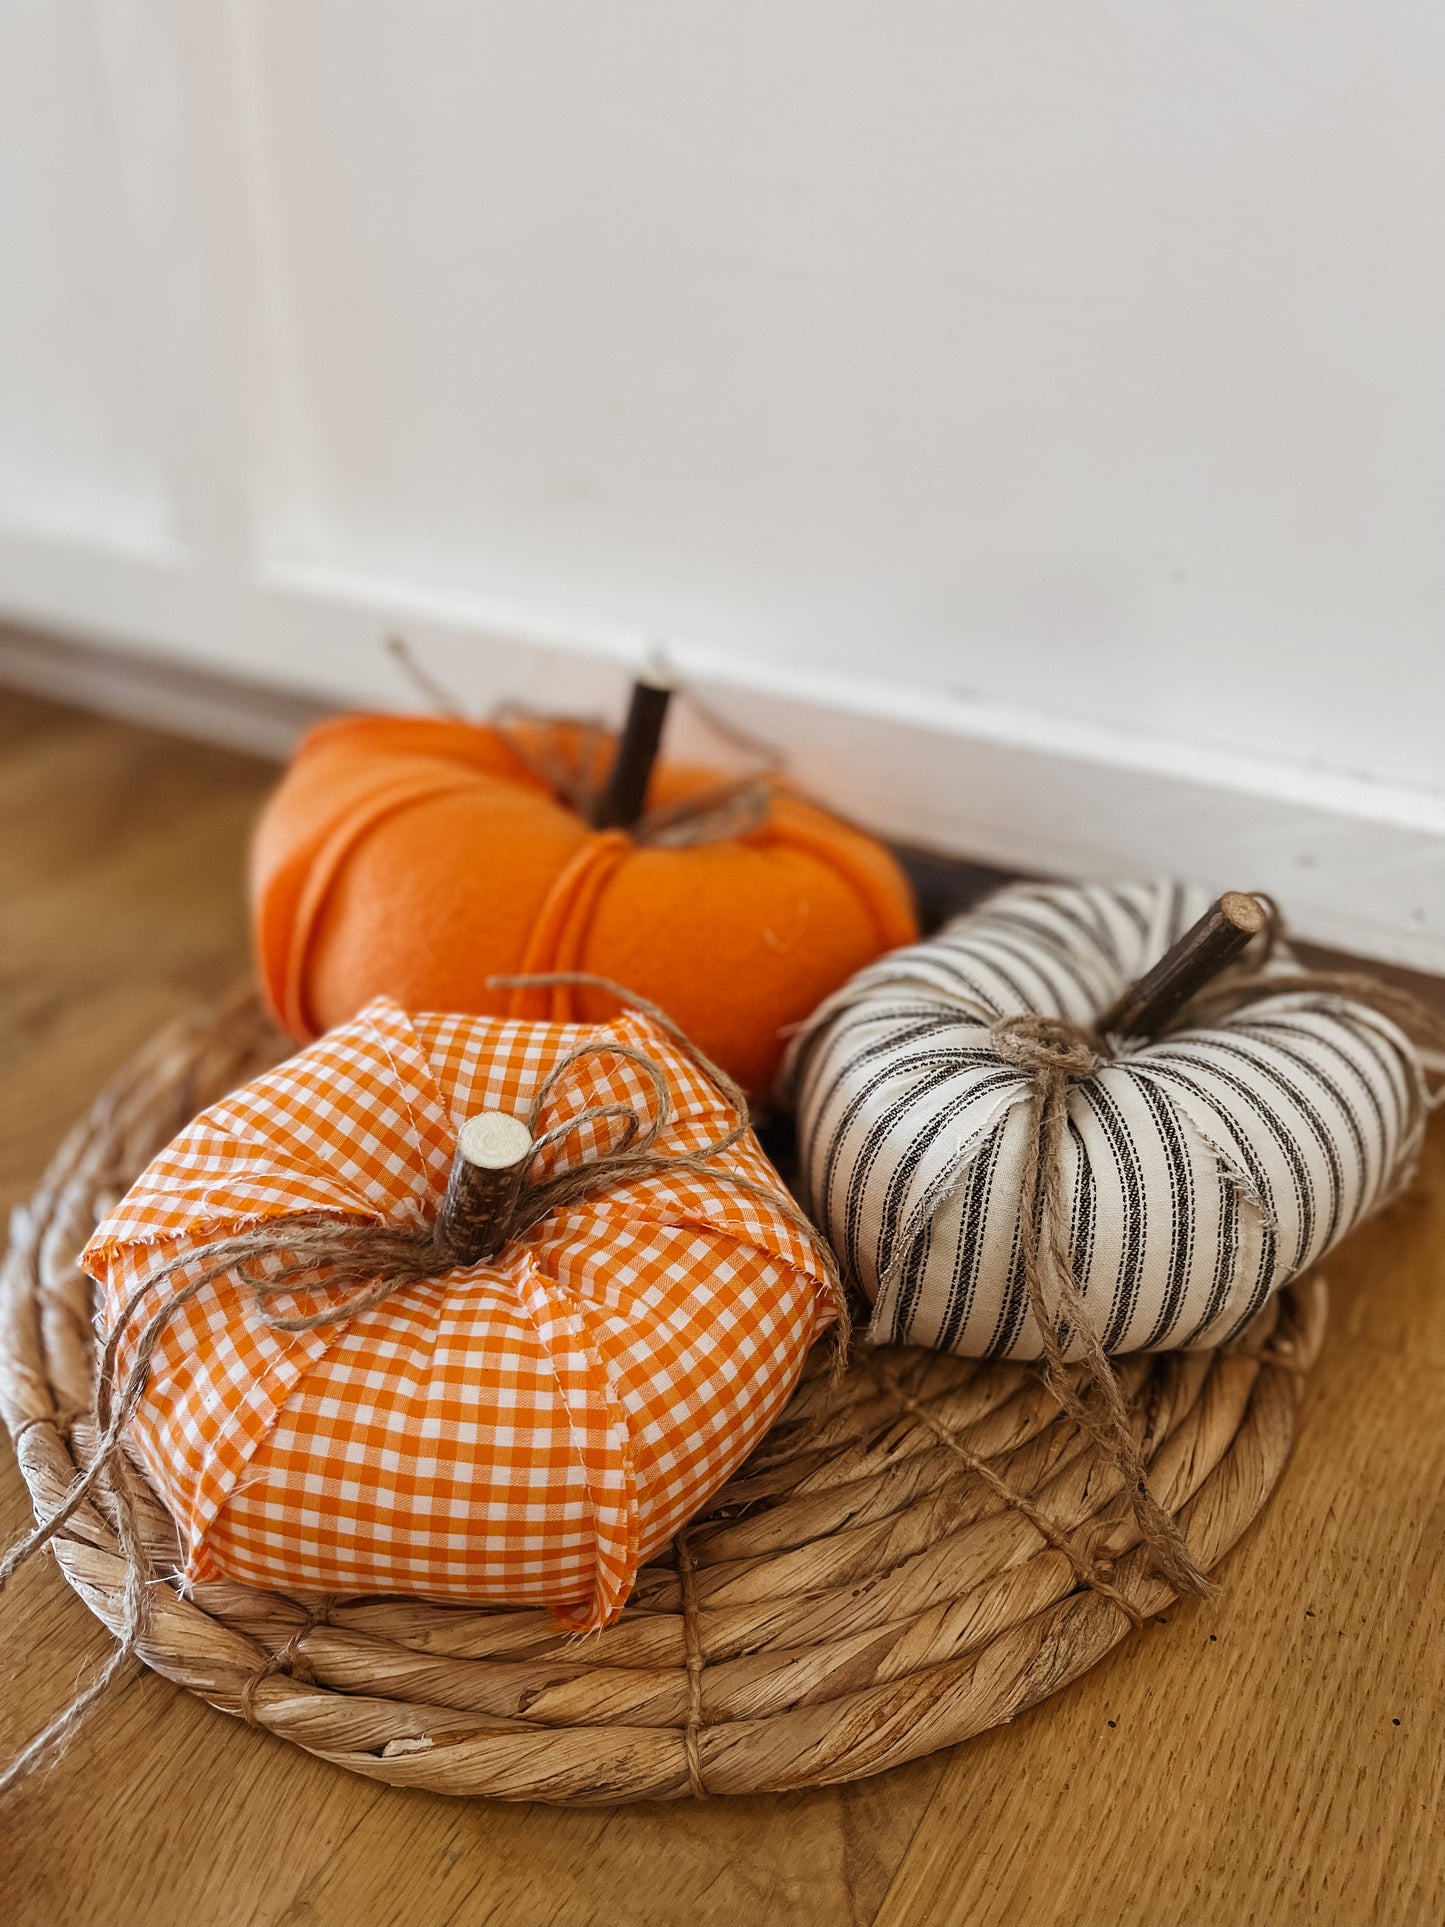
[0,973,846,1793]
[986,957,1445,1603]
[988,1011,1213,1597]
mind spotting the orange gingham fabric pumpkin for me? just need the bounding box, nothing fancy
[82,997,836,1629]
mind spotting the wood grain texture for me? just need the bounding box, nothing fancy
[2,686,1442,1926]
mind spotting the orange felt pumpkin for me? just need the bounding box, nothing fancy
[251,712,918,1095]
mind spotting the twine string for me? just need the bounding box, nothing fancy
[8,941,1433,1787]
[988,1012,1214,1598]
[0,973,846,1791]
[492,708,774,849]
[878,1360,1146,1628]
[1184,965,1445,1108]
[673,1530,708,1799]
[387,635,781,847]
[238,1596,334,1724]
[973,951,1445,1601]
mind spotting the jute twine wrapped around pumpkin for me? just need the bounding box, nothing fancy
[790,884,1443,1382]
[949,957,1442,1599]
[1,987,1333,1802]
[0,975,848,1789]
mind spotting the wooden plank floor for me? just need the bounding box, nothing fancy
[2,686,1442,1927]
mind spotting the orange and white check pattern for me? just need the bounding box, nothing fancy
[83,997,834,1628]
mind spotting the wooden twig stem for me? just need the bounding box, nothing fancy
[433,1112,535,1266]
[593,679,673,829]
[1097,891,1271,1040]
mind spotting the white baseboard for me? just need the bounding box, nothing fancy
[2,527,1443,973]
[0,622,333,760]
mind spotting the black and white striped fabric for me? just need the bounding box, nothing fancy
[788,880,1425,1358]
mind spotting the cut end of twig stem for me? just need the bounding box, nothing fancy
[434,1112,534,1266]
[1217,891,1269,937]
[592,680,674,830]
[1097,891,1272,1041]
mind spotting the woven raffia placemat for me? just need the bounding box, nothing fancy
[0,997,1325,1804]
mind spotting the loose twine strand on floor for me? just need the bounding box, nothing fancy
[0,973,846,1794]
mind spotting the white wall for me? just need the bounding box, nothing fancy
[2,2,1443,965]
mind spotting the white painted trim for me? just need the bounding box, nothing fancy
[0,622,330,761]
[2,526,1442,972]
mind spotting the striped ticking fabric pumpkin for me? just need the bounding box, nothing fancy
[788,880,1425,1358]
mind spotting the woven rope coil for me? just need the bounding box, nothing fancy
[0,996,1325,1803]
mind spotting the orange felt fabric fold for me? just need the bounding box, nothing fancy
[251,713,918,1095]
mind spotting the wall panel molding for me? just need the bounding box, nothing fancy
[2,6,1442,970]
[3,528,1442,973]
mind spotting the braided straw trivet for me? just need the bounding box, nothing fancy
[0,996,1325,1804]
